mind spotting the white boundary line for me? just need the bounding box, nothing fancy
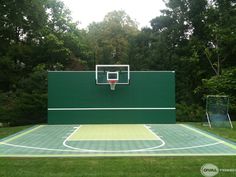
[180,124,236,150]
[0,140,222,153]
[62,126,81,150]
[48,107,176,111]
[63,139,166,153]
[144,125,161,140]
[48,71,175,73]
[1,153,236,157]
[149,142,222,152]
[1,125,44,143]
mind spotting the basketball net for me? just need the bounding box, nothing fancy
[108,80,117,90]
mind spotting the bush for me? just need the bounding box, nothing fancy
[0,64,47,126]
[176,103,205,122]
[195,67,236,116]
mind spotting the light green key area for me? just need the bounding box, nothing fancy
[68,125,159,141]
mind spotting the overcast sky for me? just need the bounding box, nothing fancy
[62,0,166,29]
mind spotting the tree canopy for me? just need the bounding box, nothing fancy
[86,10,139,65]
[0,0,235,125]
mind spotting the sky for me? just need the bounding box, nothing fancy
[62,0,166,29]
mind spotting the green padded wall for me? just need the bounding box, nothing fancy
[48,71,175,124]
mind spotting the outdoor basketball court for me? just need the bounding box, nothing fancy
[0,124,236,157]
[1,65,235,157]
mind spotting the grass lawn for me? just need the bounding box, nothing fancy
[0,125,32,139]
[188,121,236,142]
[0,123,236,177]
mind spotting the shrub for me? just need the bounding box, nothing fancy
[176,103,205,122]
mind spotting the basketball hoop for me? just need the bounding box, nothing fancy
[108,80,117,90]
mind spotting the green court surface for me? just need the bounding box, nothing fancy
[0,124,236,157]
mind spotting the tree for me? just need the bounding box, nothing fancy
[0,0,90,125]
[87,10,139,65]
[196,67,236,114]
[204,0,236,76]
[128,28,154,70]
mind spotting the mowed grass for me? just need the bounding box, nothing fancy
[1,157,236,177]
[0,122,236,177]
[189,121,236,142]
[0,125,32,139]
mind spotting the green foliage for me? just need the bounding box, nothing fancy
[0,0,47,45]
[0,56,17,91]
[131,0,236,113]
[87,10,139,65]
[176,103,205,122]
[0,0,235,124]
[128,28,154,70]
[196,67,236,113]
[36,34,71,68]
[0,0,90,125]
[201,68,236,95]
[0,64,47,125]
[0,91,13,124]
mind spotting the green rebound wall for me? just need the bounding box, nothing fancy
[48,71,175,124]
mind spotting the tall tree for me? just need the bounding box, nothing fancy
[0,0,90,125]
[87,10,139,65]
[204,0,236,75]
